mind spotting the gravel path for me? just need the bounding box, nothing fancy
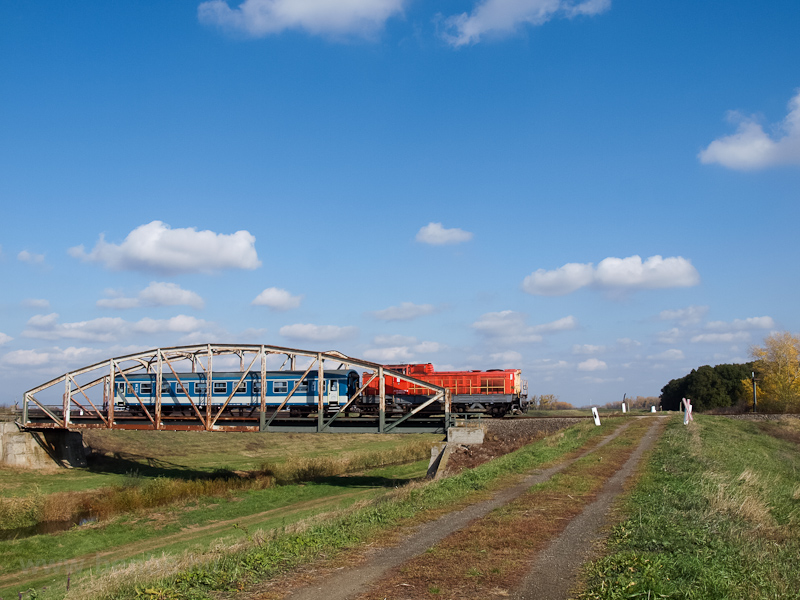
[281,419,640,600]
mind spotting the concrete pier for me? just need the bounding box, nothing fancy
[0,423,86,468]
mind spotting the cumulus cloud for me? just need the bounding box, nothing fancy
[488,350,523,366]
[69,221,261,274]
[657,328,682,345]
[699,90,800,170]
[17,250,45,264]
[648,349,684,361]
[572,344,605,355]
[252,287,302,311]
[98,282,205,310]
[522,255,699,296]
[372,302,436,321]
[472,311,577,345]
[0,332,12,346]
[279,323,358,343]
[415,223,473,246]
[364,337,444,362]
[443,0,610,47]
[691,332,751,344]
[577,358,607,371]
[705,316,775,332]
[658,305,708,326]
[1,345,125,369]
[198,0,405,37]
[22,313,213,342]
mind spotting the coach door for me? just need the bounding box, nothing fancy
[328,380,340,406]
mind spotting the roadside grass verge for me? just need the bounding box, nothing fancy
[578,415,800,599]
[57,419,619,600]
[357,418,653,599]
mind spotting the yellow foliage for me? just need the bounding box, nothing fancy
[750,332,800,413]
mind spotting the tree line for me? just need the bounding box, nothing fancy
[659,331,800,413]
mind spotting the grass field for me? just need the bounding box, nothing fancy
[0,430,441,599]
[578,415,800,599]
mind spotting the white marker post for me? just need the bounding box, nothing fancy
[682,397,693,425]
[621,402,627,413]
[591,406,601,426]
[651,405,656,413]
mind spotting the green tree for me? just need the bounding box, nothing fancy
[660,362,753,411]
[751,332,800,413]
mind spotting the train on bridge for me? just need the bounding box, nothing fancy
[113,364,528,418]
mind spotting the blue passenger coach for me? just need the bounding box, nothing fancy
[114,370,360,416]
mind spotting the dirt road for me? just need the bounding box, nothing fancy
[266,417,664,600]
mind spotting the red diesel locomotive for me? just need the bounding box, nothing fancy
[362,363,528,417]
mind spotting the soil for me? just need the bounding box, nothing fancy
[445,417,587,472]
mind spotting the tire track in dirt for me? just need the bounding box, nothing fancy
[277,420,639,600]
[512,417,665,599]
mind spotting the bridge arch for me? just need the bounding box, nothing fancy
[21,344,450,434]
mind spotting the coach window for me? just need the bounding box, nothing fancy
[161,382,172,393]
[213,382,228,394]
[273,381,288,394]
[235,381,247,394]
[252,381,261,394]
[195,383,207,396]
[140,382,153,395]
[298,381,308,393]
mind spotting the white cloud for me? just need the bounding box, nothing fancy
[488,350,523,366]
[372,302,436,321]
[373,334,417,346]
[363,346,415,362]
[658,305,708,326]
[279,323,358,343]
[21,313,213,342]
[577,358,607,371]
[616,338,641,348]
[691,332,751,344]
[443,0,610,47]
[647,349,684,361]
[533,315,578,333]
[97,282,205,310]
[3,348,51,367]
[1,345,131,370]
[472,311,576,345]
[133,315,211,334]
[69,221,261,274]
[17,250,45,264]
[0,332,12,346]
[252,287,302,311]
[23,313,127,342]
[705,316,775,332]
[572,344,605,355]
[657,328,682,345]
[198,0,405,37]
[23,298,51,309]
[415,223,473,246]
[364,337,443,362]
[699,90,800,170]
[523,255,699,296]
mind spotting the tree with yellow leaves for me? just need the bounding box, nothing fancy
[750,332,800,413]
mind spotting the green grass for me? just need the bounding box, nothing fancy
[0,459,432,599]
[57,419,617,600]
[578,415,800,599]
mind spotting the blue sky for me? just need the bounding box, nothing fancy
[2,0,799,406]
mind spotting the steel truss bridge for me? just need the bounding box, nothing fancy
[20,344,450,434]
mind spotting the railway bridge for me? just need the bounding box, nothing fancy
[20,344,450,435]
